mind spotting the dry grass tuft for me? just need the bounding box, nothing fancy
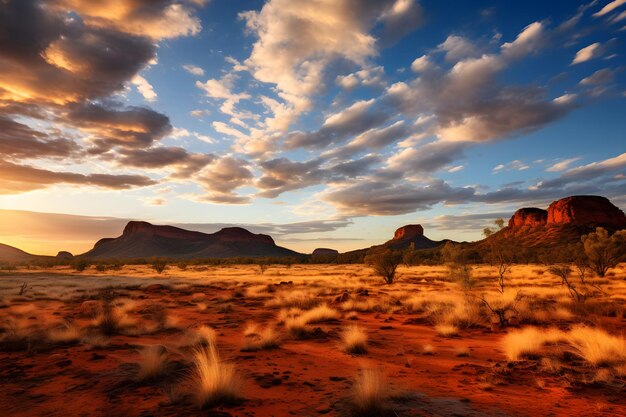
[187,325,217,347]
[352,368,388,415]
[137,345,170,381]
[502,327,565,361]
[47,323,82,344]
[190,343,243,408]
[567,325,626,366]
[299,304,339,323]
[341,325,368,354]
[241,323,280,351]
[435,323,459,337]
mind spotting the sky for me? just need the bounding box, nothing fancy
[0,0,625,256]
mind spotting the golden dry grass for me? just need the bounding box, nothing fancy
[242,323,280,351]
[352,368,388,414]
[341,324,368,354]
[190,343,243,408]
[137,345,169,381]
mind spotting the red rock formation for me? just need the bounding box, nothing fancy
[213,227,275,244]
[508,208,547,228]
[312,248,339,256]
[393,224,424,240]
[547,196,626,228]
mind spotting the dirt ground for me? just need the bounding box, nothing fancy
[1,263,625,416]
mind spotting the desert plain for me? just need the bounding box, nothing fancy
[1,263,625,417]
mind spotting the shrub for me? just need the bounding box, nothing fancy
[582,228,626,277]
[151,258,167,274]
[364,250,402,284]
[73,259,89,272]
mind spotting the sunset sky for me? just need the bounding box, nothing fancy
[0,0,625,255]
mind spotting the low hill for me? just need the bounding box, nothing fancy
[80,221,301,259]
[0,243,36,261]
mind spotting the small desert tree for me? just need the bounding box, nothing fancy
[548,264,590,303]
[581,228,626,277]
[483,218,515,293]
[365,250,402,284]
[151,258,167,274]
[402,242,417,266]
[441,242,473,289]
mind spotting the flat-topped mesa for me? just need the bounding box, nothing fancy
[393,224,424,240]
[508,208,548,228]
[547,195,626,228]
[213,227,275,244]
[122,221,206,240]
[312,248,339,256]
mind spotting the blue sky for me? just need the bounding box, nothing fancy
[0,0,625,255]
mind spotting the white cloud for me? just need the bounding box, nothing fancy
[593,0,626,17]
[212,121,247,140]
[183,64,205,76]
[546,157,581,172]
[239,0,419,132]
[131,75,157,102]
[410,55,432,72]
[572,42,603,64]
[439,35,481,62]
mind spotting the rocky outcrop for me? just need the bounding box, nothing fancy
[547,196,626,228]
[508,208,547,228]
[56,251,74,259]
[393,224,424,240]
[80,221,300,259]
[312,248,339,256]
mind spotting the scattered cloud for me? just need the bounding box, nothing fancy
[546,157,582,172]
[183,64,205,76]
[572,42,604,64]
[132,75,157,102]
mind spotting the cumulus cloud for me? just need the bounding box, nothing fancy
[285,99,391,149]
[66,102,172,151]
[256,157,326,197]
[195,156,253,204]
[386,21,575,144]
[410,55,433,72]
[439,35,482,62]
[116,146,215,178]
[50,0,203,40]
[239,0,423,132]
[336,66,386,90]
[386,141,468,175]
[324,121,410,159]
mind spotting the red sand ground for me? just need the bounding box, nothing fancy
[1,267,625,417]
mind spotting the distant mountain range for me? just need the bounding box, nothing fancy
[80,221,300,259]
[1,195,624,262]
